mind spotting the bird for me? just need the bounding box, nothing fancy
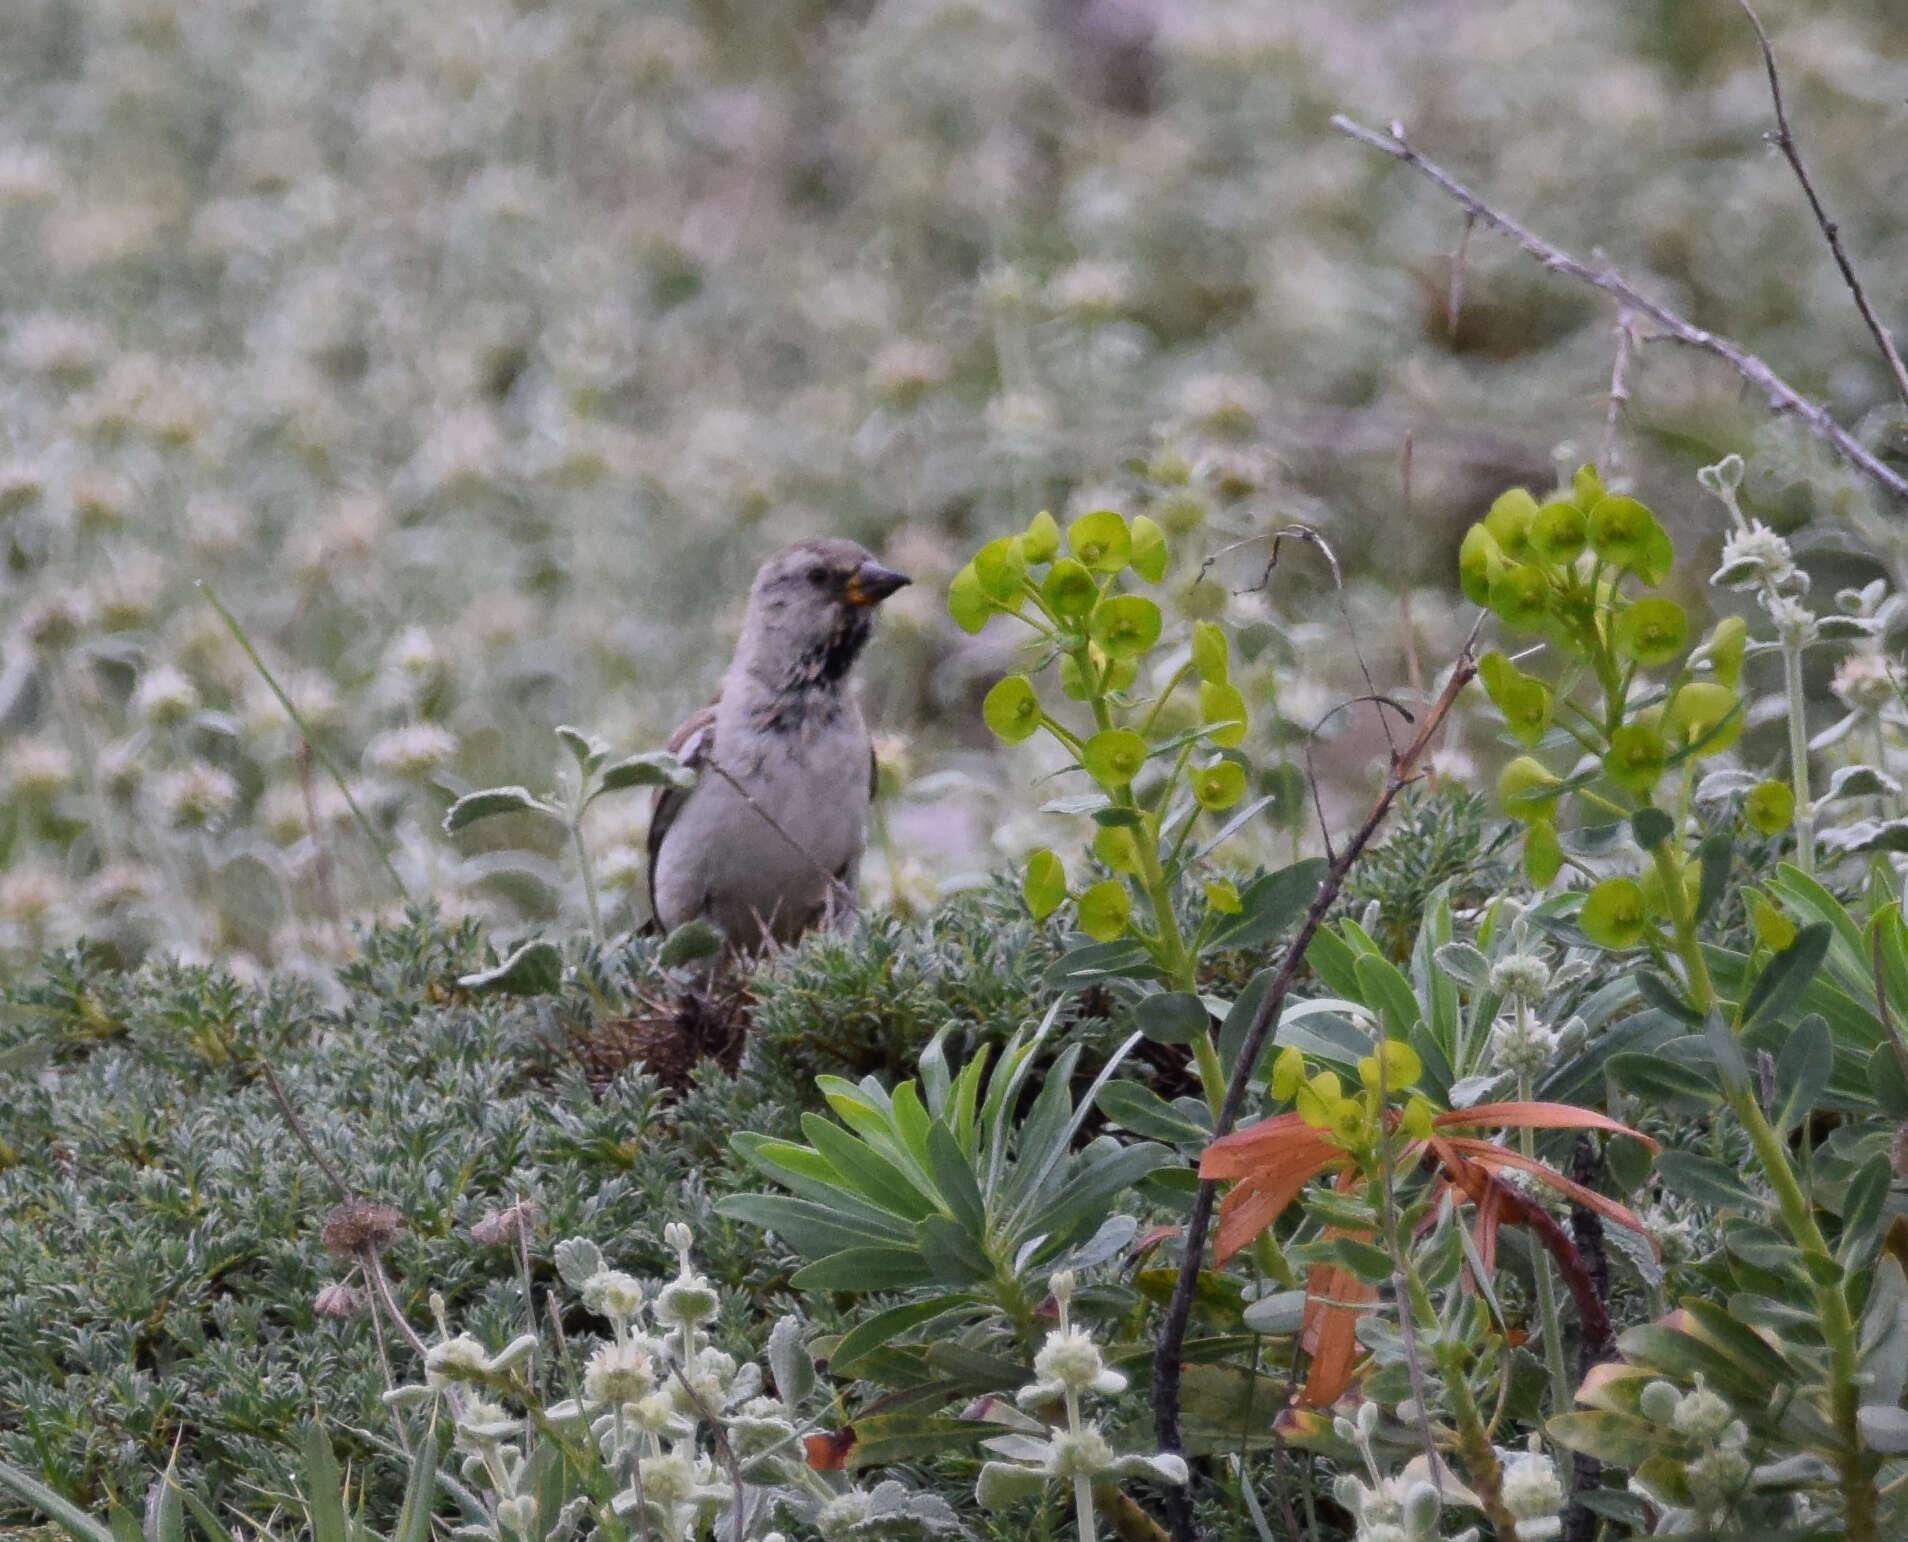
[647,537,911,952]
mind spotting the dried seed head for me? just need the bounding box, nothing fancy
[320,1197,403,1254]
[314,1282,364,1319]
[471,1198,537,1246]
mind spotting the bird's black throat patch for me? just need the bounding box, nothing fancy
[753,608,872,733]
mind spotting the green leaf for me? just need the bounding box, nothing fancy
[1607,1045,1722,1112]
[767,1315,816,1405]
[1353,953,1423,1044]
[1546,1411,1662,1468]
[150,1461,183,1542]
[926,1123,987,1237]
[555,724,606,772]
[1295,1236,1394,1284]
[1068,510,1131,572]
[919,1213,993,1285]
[1133,991,1210,1045]
[1096,1079,1212,1145]
[1872,1043,1908,1118]
[1840,1152,1893,1254]
[717,1193,912,1255]
[1741,923,1832,1031]
[1771,1015,1833,1136]
[658,920,724,968]
[790,1246,937,1292]
[1655,1150,1758,1211]
[1036,1141,1174,1245]
[1696,833,1733,922]
[801,1115,937,1221]
[831,1296,978,1374]
[1857,1405,1908,1454]
[1631,806,1674,850]
[393,1415,437,1542]
[442,785,558,833]
[1208,859,1325,952]
[851,1416,992,1471]
[300,1425,349,1542]
[0,1458,121,1542]
[595,751,696,794]
[456,939,563,995]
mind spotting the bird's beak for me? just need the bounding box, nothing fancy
[844,561,911,607]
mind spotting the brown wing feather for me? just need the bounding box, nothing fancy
[646,700,718,927]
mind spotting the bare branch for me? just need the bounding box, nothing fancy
[1739,0,1908,413]
[1447,211,1475,340]
[1603,308,1636,477]
[1151,618,1486,1542]
[1330,115,1908,502]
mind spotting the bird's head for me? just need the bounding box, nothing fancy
[738,537,911,693]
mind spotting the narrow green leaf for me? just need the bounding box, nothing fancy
[918,1214,993,1285]
[715,1193,912,1254]
[1133,991,1210,1045]
[1771,1015,1833,1136]
[830,1296,980,1374]
[1741,923,1832,1030]
[300,1425,349,1542]
[790,1247,936,1292]
[456,940,563,996]
[926,1123,987,1236]
[0,1458,121,1542]
[802,1115,937,1220]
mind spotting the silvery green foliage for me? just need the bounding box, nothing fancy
[401,1223,958,1542]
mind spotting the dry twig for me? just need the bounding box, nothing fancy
[1739,0,1908,413]
[1603,308,1636,476]
[1150,621,1484,1542]
[1330,115,1908,502]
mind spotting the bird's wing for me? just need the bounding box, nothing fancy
[646,701,718,927]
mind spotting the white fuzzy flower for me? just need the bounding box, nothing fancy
[584,1337,659,1407]
[1711,522,1799,592]
[154,761,240,829]
[1762,593,1817,647]
[1045,1424,1115,1480]
[1831,651,1899,716]
[581,1269,644,1321]
[1489,1011,1560,1080]
[367,722,458,780]
[425,1333,490,1388]
[1021,1326,1127,1403]
[132,664,198,727]
[1488,953,1551,1002]
[1500,1438,1565,1540]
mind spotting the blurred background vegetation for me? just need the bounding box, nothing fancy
[2,0,1905,969]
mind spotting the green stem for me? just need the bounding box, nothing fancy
[1138,663,1196,739]
[1782,632,1815,873]
[571,818,605,946]
[1519,1061,1573,1419]
[1650,839,1716,1011]
[1728,1087,1874,1542]
[1397,1247,1516,1536]
[199,581,412,902]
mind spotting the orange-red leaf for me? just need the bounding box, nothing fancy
[1201,1112,1338,1179]
[1214,1159,1333,1264]
[1298,1250,1377,1408]
[1434,1101,1660,1153]
[1439,1136,1659,1253]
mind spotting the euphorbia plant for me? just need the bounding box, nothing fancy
[1468,464,1894,1541]
[951,508,1286,1116]
[1202,1034,1655,1527]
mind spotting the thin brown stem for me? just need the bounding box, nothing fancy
[256,1056,353,1202]
[1739,1,1908,412]
[359,1243,432,1362]
[1329,115,1908,503]
[1151,621,1485,1542]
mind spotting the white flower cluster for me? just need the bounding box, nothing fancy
[1631,1375,1753,1530]
[1331,1403,1479,1542]
[977,1269,1188,1526]
[1498,1435,1566,1541]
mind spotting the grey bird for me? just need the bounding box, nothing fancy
[647,537,911,950]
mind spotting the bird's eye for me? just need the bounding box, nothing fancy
[807,567,829,587]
